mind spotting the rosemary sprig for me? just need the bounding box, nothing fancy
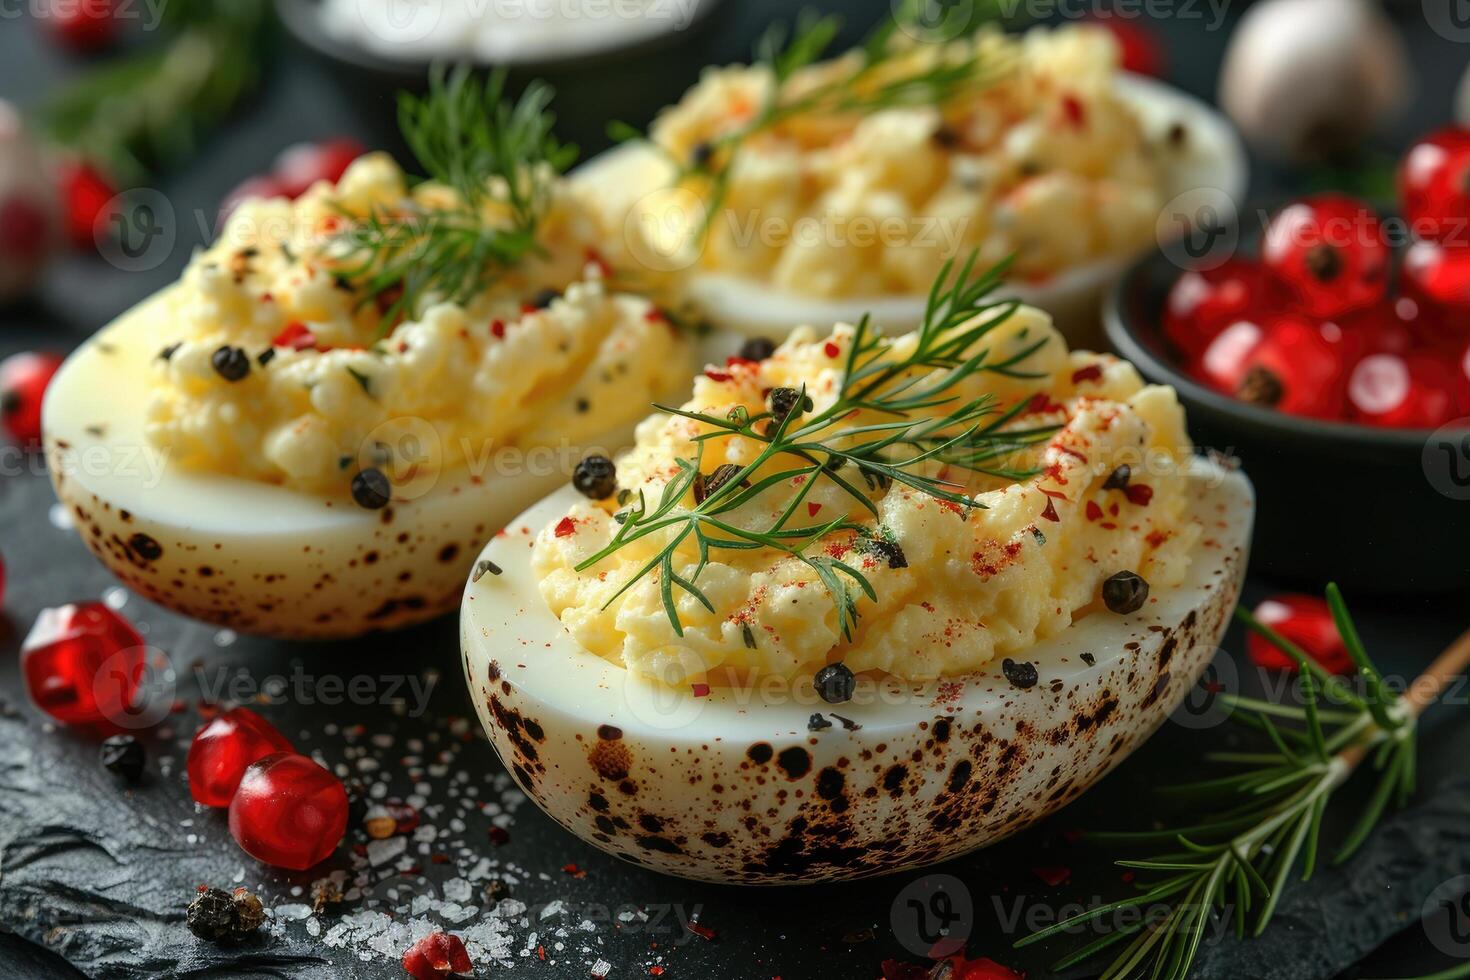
[42,0,269,183]
[609,1,1013,238]
[574,253,1058,639]
[330,65,578,331]
[1016,585,1470,980]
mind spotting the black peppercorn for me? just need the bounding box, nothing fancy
[485,879,511,905]
[1103,464,1131,490]
[807,713,833,732]
[211,346,251,382]
[100,734,145,783]
[694,463,746,504]
[573,455,618,500]
[690,141,715,168]
[1103,570,1150,614]
[1002,658,1038,689]
[768,387,810,423]
[737,337,777,361]
[350,468,392,510]
[257,348,276,367]
[232,889,265,935]
[866,537,908,569]
[529,287,561,309]
[814,662,856,704]
[187,887,238,941]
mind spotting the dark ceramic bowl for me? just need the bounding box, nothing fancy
[1105,248,1470,596]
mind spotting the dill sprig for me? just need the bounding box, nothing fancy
[609,2,1013,237]
[1017,584,1470,980]
[573,253,1058,640]
[331,65,578,331]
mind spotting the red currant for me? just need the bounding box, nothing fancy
[1085,14,1165,78]
[1261,195,1389,318]
[1233,316,1349,419]
[402,931,474,979]
[1401,238,1470,313]
[1337,296,1444,357]
[1163,260,1269,360]
[57,161,116,251]
[187,707,294,807]
[1191,318,1264,394]
[21,602,144,726]
[273,139,364,198]
[39,0,120,51]
[0,351,64,446]
[1347,352,1460,429]
[228,752,348,871]
[1398,127,1470,247]
[1247,594,1352,674]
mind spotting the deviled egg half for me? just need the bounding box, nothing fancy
[576,21,1246,342]
[44,73,692,639]
[463,263,1253,883]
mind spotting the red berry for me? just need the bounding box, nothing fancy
[21,602,144,726]
[1086,13,1165,78]
[1247,594,1352,674]
[1233,316,1349,419]
[0,352,63,446]
[1402,238,1470,313]
[274,139,364,198]
[1192,318,1264,394]
[58,161,116,251]
[187,707,294,807]
[402,931,474,979]
[1336,297,1439,358]
[227,752,347,870]
[1163,260,1270,360]
[1261,195,1389,318]
[1398,127,1470,247]
[1347,352,1460,429]
[39,0,120,51]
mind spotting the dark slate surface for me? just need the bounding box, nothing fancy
[3,1,1469,978]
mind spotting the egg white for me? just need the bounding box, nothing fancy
[43,288,693,639]
[461,455,1253,884]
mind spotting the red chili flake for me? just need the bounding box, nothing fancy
[260,292,274,303]
[487,826,510,845]
[1038,487,1067,500]
[1147,529,1170,549]
[562,863,586,878]
[537,945,547,961]
[272,322,318,351]
[1040,498,1060,523]
[1121,871,1136,883]
[1124,484,1154,507]
[1032,865,1072,886]
[585,247,612,277]
[1057,446,1089,463]
[1025,393,1064,415]
[490,319,506,338]
[686,921,716,941]
[726,356,758,369]
[645,308,666,324]
[807,502,822,517]
[823,341,841,358]
[554,517,576,538]
[691,683,711,698]
[1062,94,1088,129]
[649,969,665,977]
[521,303,539,316]
[1085,501,1104,522]
[1071,364,1104,384]
[704,369,733,383]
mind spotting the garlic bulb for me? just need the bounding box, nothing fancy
[1219,0,1410,164]
[0,101,59,302]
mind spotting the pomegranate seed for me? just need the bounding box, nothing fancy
[1086,13,1165,77]
[1233,316,1350,419]
[1261,195,1389,318]
[187,706,294,807]
[227,752,348,870]
[1347,353,1460,429]
[21,602,143,726]
[58,161,116,251]
[1191,319,1264,394]
[1398,127,1470,247]
[1248,594,1352,674]
[402,931,473,979]
[1163,259,1270,360]
[273,139,364,198]
[39,0,119,51]
[1402,238,1470,312]
[0,351,64,446]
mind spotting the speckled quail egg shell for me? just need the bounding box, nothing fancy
[461,456,1253,884]
[42,288,689,640]
[574,74,1248,346]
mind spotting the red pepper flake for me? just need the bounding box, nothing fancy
[1147,529,1170,549]
[1038,487,1067,500]
[272,322,318,351]
[686,921,716,941]
[490,319,506,338]
[1032,865,1072,886]
[1062,93,1088,129]
[649,969,665,977]
[704,369,733,382]
[1024,392,1064,415]
[807,502,822,517]
[1085,500,1104,522]
[1124,484,1154,507]
[1121,871,1136,883]
[561,863,586,878]
[1071,363,1104,384]
[537,944,547,961]
[691,683,711,698]
[487,826,510,845]
[1040,498,1060,522]
[726,356,758,369]
[260,292,274,303]
[585,247,612,277]
[521,303,539,315]
[645,308,666,324]
[554,517,576,538]
[823,341,841,358]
